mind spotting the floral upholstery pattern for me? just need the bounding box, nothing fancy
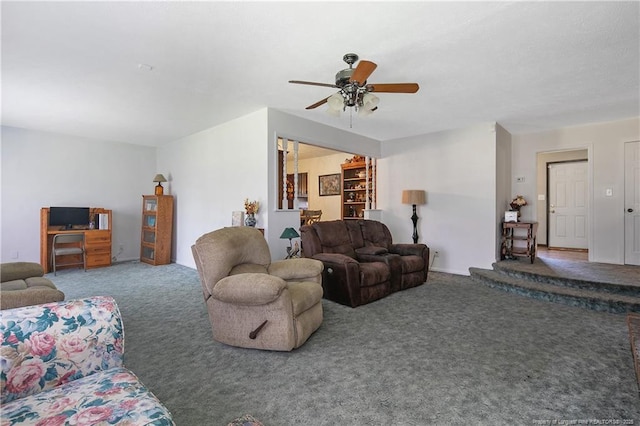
[1,296,175,425]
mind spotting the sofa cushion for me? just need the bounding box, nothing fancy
[213,274,286,305]
[24,277,58,289]
[355,246,388,256]
[1,367,174,426]
[1,262,44,282]
[0,280,27,291]
[359,262,391,287]
[269,258,323,284]
[345,220,365,248]
[313,221,357,258]
[359,220,393,248]
[1,287,65,310]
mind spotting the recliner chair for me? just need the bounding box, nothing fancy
[191,227,324,351]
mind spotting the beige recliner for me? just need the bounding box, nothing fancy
[191,227,324,351]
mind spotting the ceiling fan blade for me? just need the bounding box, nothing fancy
[367,83,420,93]
[289,80,339,89]
[305,97,330,110]
[349,60,377,85]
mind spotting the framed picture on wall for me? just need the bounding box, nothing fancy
[319,173,341,196]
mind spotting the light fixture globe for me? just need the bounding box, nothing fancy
[362,92,379,109]
[358,92,380,116]
[327,92,344,116]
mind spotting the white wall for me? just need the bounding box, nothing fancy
[379,123,500,275]
[156,109,269,268]
[496,124,512,259]
[1,126,156,263]
[297,151,350,221]
[511,117,640,264]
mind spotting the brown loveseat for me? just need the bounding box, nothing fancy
[300,219,429,307]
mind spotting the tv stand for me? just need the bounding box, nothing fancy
[40,207,112,273]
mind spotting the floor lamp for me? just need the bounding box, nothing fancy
[402,190,426,243]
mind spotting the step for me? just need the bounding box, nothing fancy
[491,262,640,297]
[469,267,640,314]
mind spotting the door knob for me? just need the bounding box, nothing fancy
[629,208,635,213]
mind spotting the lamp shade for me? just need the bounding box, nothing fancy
[153,174,167,183]
[402,190,426,205]
[280,227,300,239]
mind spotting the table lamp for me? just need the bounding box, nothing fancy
[153,174,167,195]
[280,227,300,259]
[401,190,426,243]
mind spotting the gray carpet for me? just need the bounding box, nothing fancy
[48,262,640,425]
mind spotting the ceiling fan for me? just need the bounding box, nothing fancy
[289,53,419,117]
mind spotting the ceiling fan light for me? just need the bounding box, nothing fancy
[362,92,379,110]
[358,107,372,117]
[327,92,344,109]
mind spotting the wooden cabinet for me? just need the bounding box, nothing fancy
[40,207,112,273]
[501,221,538,263]
[341,161,375,220]
[85,230,112,268]
[140,195,174,265]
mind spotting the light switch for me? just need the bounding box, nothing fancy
[538,194,545,201]
[605,188,613,197]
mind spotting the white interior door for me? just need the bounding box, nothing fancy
[548,161,588,249]
[625,141,640,265]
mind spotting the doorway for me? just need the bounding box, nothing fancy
[547,160,588,250]
[536,149,589,259]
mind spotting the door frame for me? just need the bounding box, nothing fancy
[536,147,592,260]
[546,159,589,250]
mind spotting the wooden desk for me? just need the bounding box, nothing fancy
[40,208,112,273]
[501,221,538,264]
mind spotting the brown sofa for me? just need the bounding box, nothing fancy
[1,262,65,309]
[300,219,429,307]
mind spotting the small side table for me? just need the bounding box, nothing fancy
[501,221,538,263]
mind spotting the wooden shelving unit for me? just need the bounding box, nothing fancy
[140,195,174,265]
[341,160,375,220]
[501,221,538,263]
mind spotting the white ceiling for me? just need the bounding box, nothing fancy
[2,1,638,147]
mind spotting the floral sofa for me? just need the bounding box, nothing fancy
[1,296,175,425]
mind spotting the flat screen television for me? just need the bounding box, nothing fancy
[49,207,90,229]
